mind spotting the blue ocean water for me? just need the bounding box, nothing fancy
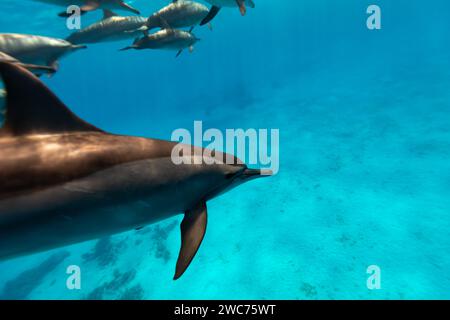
[0,0,450,299]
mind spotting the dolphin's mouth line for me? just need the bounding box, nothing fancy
[243,168,273,178]
[204,167,271,200]
[243,168,261,177]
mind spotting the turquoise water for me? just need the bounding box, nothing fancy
[1,0,450,299]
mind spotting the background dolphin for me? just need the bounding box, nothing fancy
[0,33,86,71]
[66,10,147,45]
[121,29,200,57]
[146,1,211,32]
[201,0,255,25]
[0,62,270,280]
[32,0,140,17]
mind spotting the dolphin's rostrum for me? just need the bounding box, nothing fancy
[0,62,270,280]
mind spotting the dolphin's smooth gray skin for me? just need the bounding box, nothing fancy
[0,51,56,75]
[66,10,147,45]
[0,62,270,280]
[121,29,199,57]
[0,34,86,71]
[201,0,255,25]
[146,0,210,32]
[32,0,140,17]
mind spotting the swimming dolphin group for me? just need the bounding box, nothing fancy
[66,1,207,55]
[0,1,266,280]
[0,1,256,71]
[118,1,209,56]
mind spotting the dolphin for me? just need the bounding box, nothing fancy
[145,1,211,33]
[201,0,255,25]
[32,0,140,17]
[66,10,147,45]
[0,33,86,71]
[0,51,56,76]
[121,29,200,58]
[0,62,271,280]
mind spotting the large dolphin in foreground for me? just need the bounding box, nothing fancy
[201,0,255,25]
[0,34,86,71]
[66,10,147,45]
[0,62,270,279]
[32,0,140,17]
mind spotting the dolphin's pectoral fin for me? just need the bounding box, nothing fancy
[45,60,59,79]
[19,63,56,75]
[236,0,246,16]
[0,62,103,136]
[174,201,207,280]
[47,60,59,72]
[119,1,140,15]
[175,49,183,58]
[200,6,221,26]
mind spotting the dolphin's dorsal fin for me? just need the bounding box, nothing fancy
[0,62,102,136]
[103,9,118,20]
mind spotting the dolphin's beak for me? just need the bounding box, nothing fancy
[242,168,273,178]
